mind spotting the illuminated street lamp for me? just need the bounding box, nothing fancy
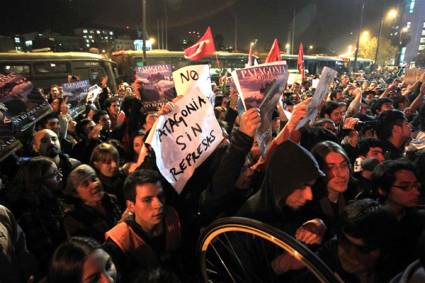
[309,45,314,50]
[149,37,156,48]
[285,43,290,53]
[375,8,398,65]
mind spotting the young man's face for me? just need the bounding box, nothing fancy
[45,118,60,135]
[128,182,165,232]
[378,102,394,114]
[393,119,412,142]
[98,114,111,131]
[34,130,61,158]
[325,152,350,193]
[366,146,385,162]
[107,102,119,116]
[328,107,344,125]
[285,184,314,209]
[387,169,420,208]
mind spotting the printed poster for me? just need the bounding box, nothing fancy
[135,64,176,112]
[0,73,50,133]
[296,67,338,130]
[62,80,90,118]
[232,62,289,155]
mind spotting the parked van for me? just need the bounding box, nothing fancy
[0,52,118,92]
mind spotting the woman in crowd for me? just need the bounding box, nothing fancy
[6,157,67,276]
[63,164,121,243]
[90,143,126,208]
[47,237,117,283]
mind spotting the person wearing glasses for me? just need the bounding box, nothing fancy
[372,159,425,272]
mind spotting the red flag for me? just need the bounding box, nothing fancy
[297,43,305,81]
[265,38,281,63]
[247,44,253,67]
[184,26,216,61]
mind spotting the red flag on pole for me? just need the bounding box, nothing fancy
[184,26,216,61]
[265,38,281,63]
[297,43,305,81]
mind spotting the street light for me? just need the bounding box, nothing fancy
[285,43,290,53]
[309,45,314,50]
[353,0,366,72]
[149,37,156,48]
[361,30,370,41]
[375,8,398,66]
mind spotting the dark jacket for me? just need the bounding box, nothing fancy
[199,129,254,224]
[98,172,126,209]
[63,193,121,243]
[237,140,324,234]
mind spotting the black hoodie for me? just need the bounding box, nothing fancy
[238,140,324,233]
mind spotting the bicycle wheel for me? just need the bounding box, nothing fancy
[198,217,343,283]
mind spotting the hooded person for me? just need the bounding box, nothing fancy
[238,140,325,237]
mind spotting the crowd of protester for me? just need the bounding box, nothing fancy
[1,65,425,283]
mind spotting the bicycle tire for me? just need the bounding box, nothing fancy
[198,217,343,283]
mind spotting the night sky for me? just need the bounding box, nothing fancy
[0,0,400,53]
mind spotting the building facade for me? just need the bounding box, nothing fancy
[400,0,425,65]
[74,28,115,51]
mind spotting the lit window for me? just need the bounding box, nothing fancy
[96,30,100,34]
[423,22,425,28]
[422,30,425,36]
[421,38,425,43]
[419,45,425,51]
[410,0,415,13]
[83,29,88,33]
[109,31,113,35]
[14,37,20,43]
[86,44,90,47]
[407,22,411,28]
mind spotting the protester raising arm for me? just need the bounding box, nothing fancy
[264,97,311,165]
[199,108,261,223]
[128,102,177,173]
[345,87,362,117]
[404,77,425,117]
[379,79,398,98]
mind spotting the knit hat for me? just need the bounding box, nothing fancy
[65,164,97,196]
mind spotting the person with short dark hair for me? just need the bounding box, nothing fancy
[104,97,121,129]
[93,110,112,141]
[104,170,181,282]
[302,199,399,282]
[320,101,344,126]
[373,159,425,272]
[376,109,412,159]
[371,97,393,115]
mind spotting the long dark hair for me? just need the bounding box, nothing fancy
[47,237,101,283]
[310,141,351,198]
[11,156,55,194]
